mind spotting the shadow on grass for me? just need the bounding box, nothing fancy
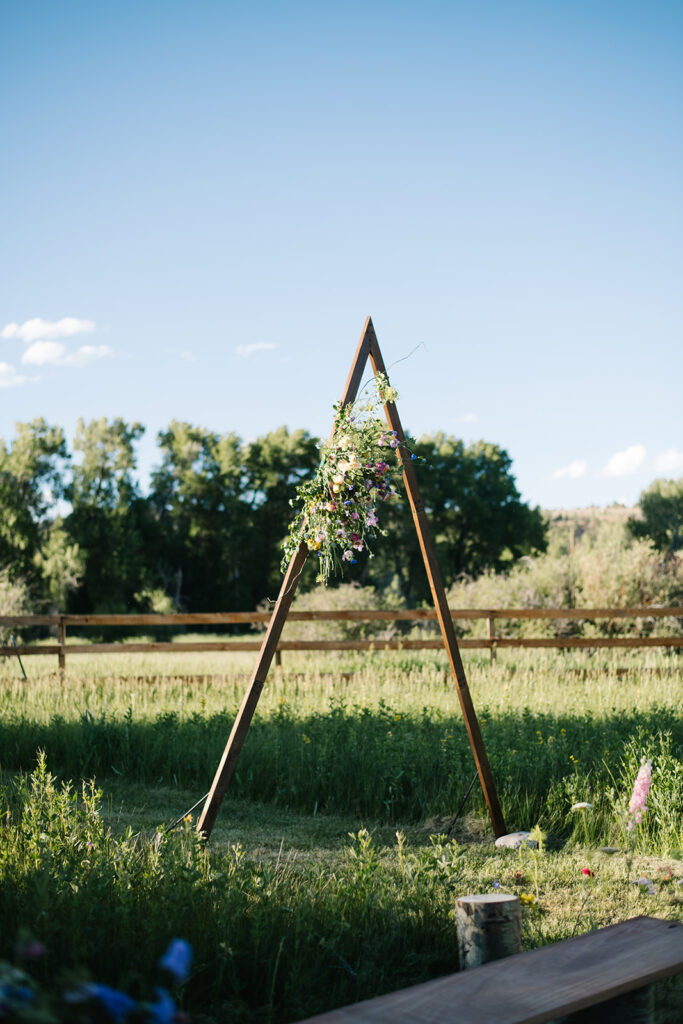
[1,703,681,845]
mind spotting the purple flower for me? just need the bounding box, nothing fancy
[85,983,137,1022]
[20,940,45,960]
[159,938,193,984]
[366,510,378,527]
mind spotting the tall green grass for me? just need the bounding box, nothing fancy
[1,648,681,852]
[1,755,681,1023]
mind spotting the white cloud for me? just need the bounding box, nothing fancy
[62,344,112,367]
[458,412,478,423]
[236,342,278,358]
[654,447,683,474]
[22,340,67,365]
[21,341,112,368]
[602,444,646,477]
[0,362,28,388]
[552,459,588,480]
[1,317,95,343]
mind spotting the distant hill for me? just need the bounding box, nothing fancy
[544,505,639,553]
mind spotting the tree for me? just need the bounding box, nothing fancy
[150,420,250,611]
[149,422,319,611]
[363,433,546,603]
[242,427,320,602]
[65,418,153,612]
[0,419,68,588]
[628,478,683,556]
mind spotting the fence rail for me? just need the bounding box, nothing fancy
[1,606,682,673]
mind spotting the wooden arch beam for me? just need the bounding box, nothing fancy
[197,317,506,839]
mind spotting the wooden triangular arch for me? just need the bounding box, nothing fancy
[197,317,506,839]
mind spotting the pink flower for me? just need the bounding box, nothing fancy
[351,512,359,520]
[342,549,354,561]
[627,758,652,831]
[366,510,378,527]
[351,532,363,551]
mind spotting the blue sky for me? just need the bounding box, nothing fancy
[1,0,681,510]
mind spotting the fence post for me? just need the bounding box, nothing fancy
[57,615,66,675]
[487,614,496,663]
[275,649,282,669]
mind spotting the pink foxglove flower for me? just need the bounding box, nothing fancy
[627,758,652,831]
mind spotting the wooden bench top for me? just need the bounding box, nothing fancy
[297,916,683,1024]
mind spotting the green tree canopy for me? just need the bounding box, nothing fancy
[65,418,153,613]
[364,433,547,603]
[628,478,683,555]
[0,419,67,585]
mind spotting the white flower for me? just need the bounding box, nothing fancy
[571,802,593,811]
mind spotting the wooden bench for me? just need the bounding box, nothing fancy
[296,916,683,1023]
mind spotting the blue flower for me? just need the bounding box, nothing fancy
[159,939,193,984]
[410,454,417,460]
[148,987,177,1023]
[86,983,137,1022]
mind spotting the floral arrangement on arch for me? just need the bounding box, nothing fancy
[282,373,417,585]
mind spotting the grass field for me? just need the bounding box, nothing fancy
[0,644,682,1021]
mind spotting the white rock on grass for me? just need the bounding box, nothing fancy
[494,831,538,850]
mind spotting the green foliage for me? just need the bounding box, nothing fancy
[0,757,463,1023]
[64,418,155,614]
[0,419,67,586]
[447,520,683,638]
[0,570,29,643]
[629,477,683,555]
[371,433,547,603]
[33,521,84,610]
[0,414,547,615]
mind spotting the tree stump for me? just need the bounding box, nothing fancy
[456,893,522,970]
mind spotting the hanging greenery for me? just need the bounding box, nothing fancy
[281,374,418,584]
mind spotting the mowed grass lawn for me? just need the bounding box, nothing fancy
[0,644,682,1021]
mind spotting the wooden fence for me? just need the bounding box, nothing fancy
[1,606,681,673]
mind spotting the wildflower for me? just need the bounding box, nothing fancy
[366,509,378,527]
[350,511,359,520]
[20,940,45,960]
[571,802,593,811]
[519,892,537,906]
[85,984,137,1022]
[581,868,594,877]
[342,549,354,561]
[627,758,652,831]
[148,988,177,1023]
[351,533,363,551]
[159,938,193,984]
[493,880,500,890]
